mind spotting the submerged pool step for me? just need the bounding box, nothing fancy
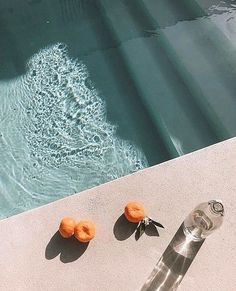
[82,1,179,160]
[97,0,225,157]
[144,0,236,138]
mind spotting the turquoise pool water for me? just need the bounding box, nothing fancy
[0,0,236,218]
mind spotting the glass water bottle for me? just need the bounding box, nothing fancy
[183,200,224,241]
[141,200,224,291]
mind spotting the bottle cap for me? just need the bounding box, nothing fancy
[209,200,224,216]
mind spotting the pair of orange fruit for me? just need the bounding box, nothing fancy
[59,218,95,243]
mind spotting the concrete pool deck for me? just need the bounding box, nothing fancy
[0,138,236,291]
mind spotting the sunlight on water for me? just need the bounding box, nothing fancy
[0,44,147,218]
[208,1,236,46]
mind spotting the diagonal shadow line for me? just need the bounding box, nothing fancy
[140,223,205,290]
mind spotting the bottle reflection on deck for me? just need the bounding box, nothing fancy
[141,200,224,291]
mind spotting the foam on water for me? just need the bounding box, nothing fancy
[0,44,147,218]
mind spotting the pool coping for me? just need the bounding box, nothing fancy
[1,137,236,291]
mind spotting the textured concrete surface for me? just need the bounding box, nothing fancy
[0,138,236,291]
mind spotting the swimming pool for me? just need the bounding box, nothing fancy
[0,0,236,219]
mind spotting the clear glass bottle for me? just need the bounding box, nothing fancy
[183,200,224,241]
[141,200,224,291]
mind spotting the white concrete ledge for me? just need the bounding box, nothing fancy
[0,138,236,291]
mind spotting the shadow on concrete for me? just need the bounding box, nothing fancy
[145,223,160,237]
[45,231,89,263]
[113,214,160,241]
[113,214,137,240]
[140,223,205,290]
[135,222,160,241]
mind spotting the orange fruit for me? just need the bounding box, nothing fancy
[74,220,96,243]
[124,202,145,223]
[59,217,76,238]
